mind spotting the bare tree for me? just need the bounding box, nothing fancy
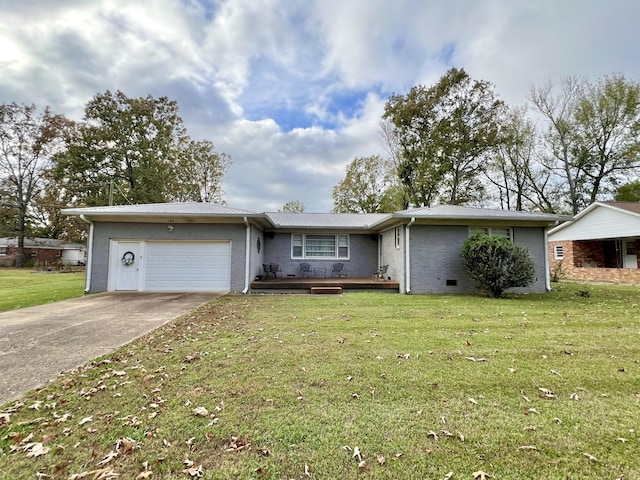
[0,103,69,266]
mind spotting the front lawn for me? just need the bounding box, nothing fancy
[0,269,85,312]
[0,283,638,479]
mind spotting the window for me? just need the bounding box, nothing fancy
[394,227,401,249]
[469,227,512,240]
[554,244,564,260]
[0,247,6,256]
[291,234,349,259]
[626,242,637,256]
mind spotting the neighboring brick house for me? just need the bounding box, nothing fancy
[0,237,86,267]
[548,202,640,284]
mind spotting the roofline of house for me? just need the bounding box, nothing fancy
[548,202,640,235]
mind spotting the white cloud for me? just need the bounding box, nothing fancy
[1,0,639,212]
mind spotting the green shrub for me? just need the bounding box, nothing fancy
[462,232,535,298]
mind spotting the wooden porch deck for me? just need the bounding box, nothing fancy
[250,276,400,293]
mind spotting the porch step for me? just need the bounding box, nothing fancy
[310,286,343,295]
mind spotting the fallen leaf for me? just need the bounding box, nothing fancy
[115,437,138,454]
[468,398,479,405]
[191,407,209,417]
[357,460,366,469]
[465,356,488,362]
[376,454,385,465]
[427,430,439,441]
[25,443,50,458]
[182,465,203,477]
[583,452,598,462]
[442,472,453,480]
[551,369,562,377]
[518,445,537,450]
[79,416,93,425]
[473,470,491,479]
[136,472,153,479]
[353,446,362,461]
[226,435,250,452]
[96,450,118,466]
[259,446,271,456]
[304,463,311,477]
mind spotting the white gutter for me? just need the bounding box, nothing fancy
[544,228,552,291]
[242,217,251,294]
[79,215,94,293]
[405,217,415,294]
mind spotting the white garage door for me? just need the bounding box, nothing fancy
[144,241,231,291]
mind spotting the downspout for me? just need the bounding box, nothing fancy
[405,217,415,294]
[79,215,94,294]
[544,228,552,291]
[242,217,251,294]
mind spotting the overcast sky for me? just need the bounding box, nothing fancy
[1,0,638,212]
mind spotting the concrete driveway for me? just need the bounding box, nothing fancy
[0,292,221,404]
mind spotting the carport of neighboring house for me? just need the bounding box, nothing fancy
[109,240,231,292]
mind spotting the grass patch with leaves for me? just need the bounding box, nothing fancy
[0,283,639,479]
[0,269,85,312]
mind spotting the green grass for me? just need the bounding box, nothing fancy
[0,268,85,312]
[0,283,639,479]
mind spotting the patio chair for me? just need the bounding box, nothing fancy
[269,263,281,278]
[263,264,275,279]
[300,263,312,277]
[375,264,389,279]
[331,262,344,277]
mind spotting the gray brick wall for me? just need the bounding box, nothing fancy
[90,222,247,292]
[408,225,548,294]
[263,232,378,277]
[379,227,405,290]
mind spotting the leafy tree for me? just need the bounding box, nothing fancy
[383,67,505,206]
[332,155,403,213]
[461,233,535,298]
[529,74,640,214]
[529,77,585,214]
[281,200,306,212]
[0,103,70,266]
[488,107,564,213]
[614,180,640,201]
[0,179,19,237]
[30,170,87,243]
[172,140,231,203]
[574,74,640,204]
[53,90,231,207]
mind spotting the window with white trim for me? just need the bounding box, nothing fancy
[291,234,350,259]
[394,227,401,249]
[554,244,564,260]
[469,227,512,240]
[0,247,6,256]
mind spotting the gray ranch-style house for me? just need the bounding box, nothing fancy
[62,202,567,295]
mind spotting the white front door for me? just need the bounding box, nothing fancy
[114,241,142,290]
[623,239,638,269]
